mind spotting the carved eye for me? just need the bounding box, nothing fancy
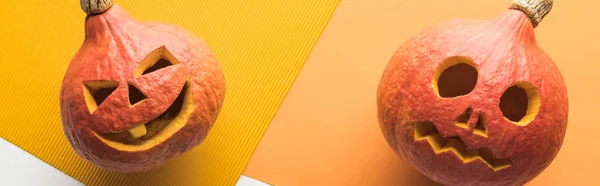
[499,82,541,126]
[433,56,479,98]
[128,46,181,106]
[135,46,179,78]
[82,80,118,113]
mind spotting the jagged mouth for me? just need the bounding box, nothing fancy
[97,83,188,145]
[413,121,512,171]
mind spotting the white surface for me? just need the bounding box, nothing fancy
[236,175,272,186]
[0,137,269,186]
[0,137,84,186]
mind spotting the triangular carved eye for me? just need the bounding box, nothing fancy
[82,80,119,113]
[142,58,172,75]
[128,83,147,106]
[135,46,179,78]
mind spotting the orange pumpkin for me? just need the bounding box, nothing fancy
[60,0,226,172]
[377,0,567,185]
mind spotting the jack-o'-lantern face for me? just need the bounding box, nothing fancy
[413,56,541,172]
[60,4,226,173]
[82,46,192,149]
[379,53,566,185]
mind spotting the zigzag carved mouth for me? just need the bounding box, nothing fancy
[414,122,512,171]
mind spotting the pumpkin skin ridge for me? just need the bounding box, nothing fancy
[60,4,226,172]
[377,9,568,186]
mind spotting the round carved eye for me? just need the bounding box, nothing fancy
[433,56,479,98]
[499,82,541,126]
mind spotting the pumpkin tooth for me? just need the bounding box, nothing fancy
[128,124,147,138]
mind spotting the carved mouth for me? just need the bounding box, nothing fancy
[414,122,512,171]
[97,83,188,145]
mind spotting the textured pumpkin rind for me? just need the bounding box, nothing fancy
[60,5,226,172]
[377,10,567,186]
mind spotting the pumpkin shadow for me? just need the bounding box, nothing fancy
[86,147,216,186]
[391,160,442,186]
[371,129,440,185]
[378,146,441,185]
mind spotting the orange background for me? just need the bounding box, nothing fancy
[243,0,600,185]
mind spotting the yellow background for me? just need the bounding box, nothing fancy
[244,0,600,185]
[0,0,339,185]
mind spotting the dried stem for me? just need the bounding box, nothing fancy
[80,0,114,15]
[509,0,553,28]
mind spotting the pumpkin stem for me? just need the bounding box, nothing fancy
[80,0,114,15]
[509,0,553,28]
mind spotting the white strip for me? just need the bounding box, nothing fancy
[0,137,84,186]
[0,137,271,186]
[236,175,272,186]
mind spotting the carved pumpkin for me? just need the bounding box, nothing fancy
[60,0,226,172]
[376,0,567,185]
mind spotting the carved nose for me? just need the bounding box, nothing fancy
[454,107,488,137]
